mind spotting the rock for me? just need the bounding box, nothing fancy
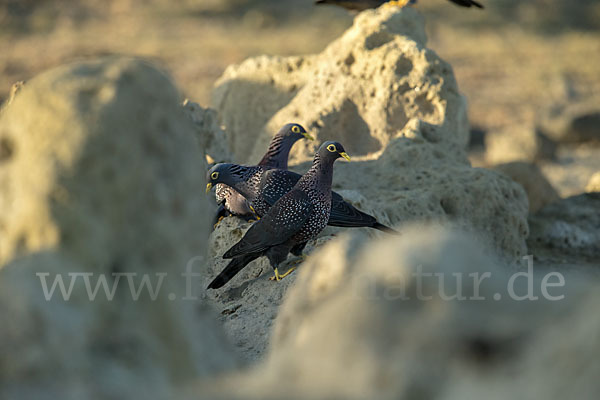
[203,214,374,361]
[517,289,600,400]
[585,171,600,192]
[537,102,600,143]
[0,57,237,399]
[211,7,529,260]
[7,81,25,107]
[203,218,299,360]
[325,136,530,257]
[204,140,531,358]
[182,100,231,164]
[485,124,557,164]
[212,225,594,400]
[528,193,600,261]
[213,6,469,166]
[493,161,560,213]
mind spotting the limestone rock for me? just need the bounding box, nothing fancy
[528,193,600,261]
[213,6,469,166]
[493,161,560,213]
[203,216,373,361]
[182,100,231,164]
[0,57,237,399]
[7,81,25,107]
[212,7,529,259]
[485,124,557,164]
[327,136,530,257]
[537,102,600,143]
[215,225,593,400]
[585,171,600,192]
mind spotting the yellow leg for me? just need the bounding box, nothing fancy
[269,267,297,282]
[384,0,411,8]
[248,205,261,221]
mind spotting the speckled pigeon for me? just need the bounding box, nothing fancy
[206,160,396,234]
[207,141,351,289]
[211,123,313,226]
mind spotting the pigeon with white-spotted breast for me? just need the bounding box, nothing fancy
[206,162,397,234]
[207,141,351,289]
[210,123,313,226]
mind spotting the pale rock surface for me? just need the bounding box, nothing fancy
[538,101,600,143]
[202,7,531,362]
[493,161,560,213]
[212,6,529,260]
[213,6,469,166]
[0,57,237,399]
[327,136,529,257]
[182,99,231,164]
[203,210,378,361]
[585,171,600,192]
[528,193,600,261]
[485,124,556,164]
[207,225,595,400]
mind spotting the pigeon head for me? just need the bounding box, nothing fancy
[206,163,246,193]
[259,123,314,169]
[317,141,351,163]
[278,123,314,142]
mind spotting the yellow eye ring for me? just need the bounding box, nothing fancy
[291,125,300,134]
[211,172,219,180]
[327,144,337,153]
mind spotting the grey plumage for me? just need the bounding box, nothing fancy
[207,141,349,289]
[211,123,312,224]
[315,0,483,11]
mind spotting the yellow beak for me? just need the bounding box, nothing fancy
[302,132,315,141]
[206,183,213,193]
[340,152,351,162]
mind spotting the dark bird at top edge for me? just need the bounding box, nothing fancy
[207,141,351,290]
[314,0,483,12]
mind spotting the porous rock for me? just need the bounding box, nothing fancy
[537,101,600,143]
[212,6,529,259]
[182,99,231,164]
[0,57,237,399]
[585,171,600,192]
[528,193,600,261]
[493,161,560,213]
[213,6,469,166]
[485,124,557,164]
[321,134,529,257]
[212,225,594,400]
[203,213,376,361]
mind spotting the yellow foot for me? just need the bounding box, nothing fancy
[269,267,297,282]
[213,216,225,229]
[383,0,411,8]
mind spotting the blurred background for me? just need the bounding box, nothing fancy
[1,0,599,195]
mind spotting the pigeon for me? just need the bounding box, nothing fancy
[207,141,351,289]
[211,123,313,226]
